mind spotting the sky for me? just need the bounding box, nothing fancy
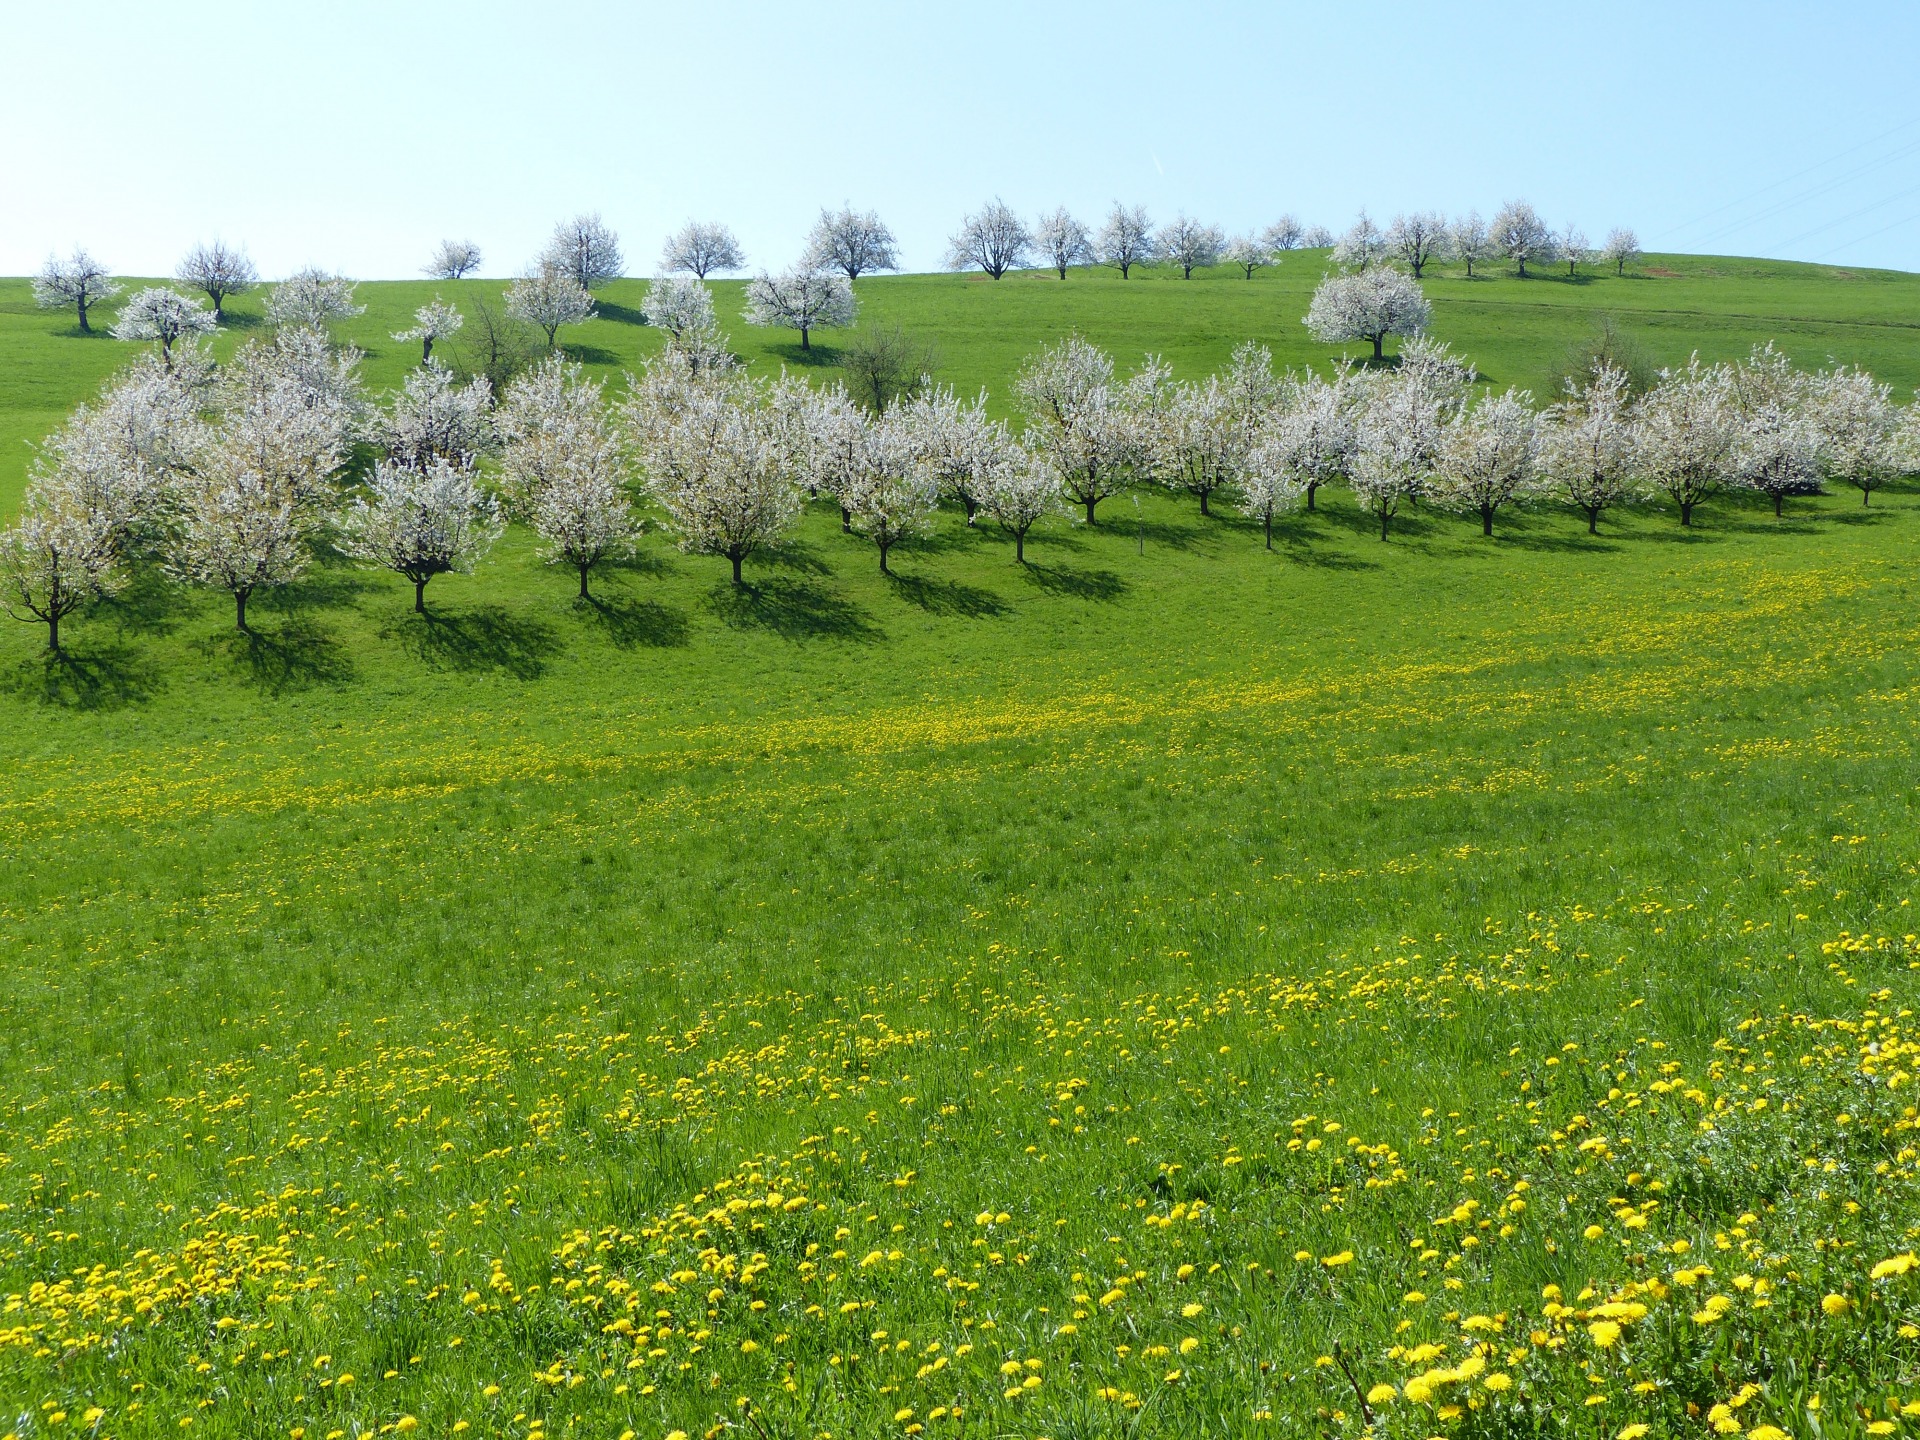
[4,1,1919,280]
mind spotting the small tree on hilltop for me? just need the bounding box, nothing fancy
[424,239,483,279]
[661,221,745,278]
[742,268,855,352]
[1331,212,1385,270]
[337,457,503,613]
[541,214,624,290]
[1035,208,1093,279]
[946,199,1032,279]
[506,269,596,350]
[1304,266,1431,362]
[642,276,717,341]
[1386,212,1450,278]
[1601,228,1642,277]
[1560,225,1593,278]
[177,241,258,321]
[1262,216,1306,252]
[266,268,364,331]
[1095,204,1157,278]
[112,288,220,370]
[1160,215,1225,279]
[33,248,120,333]
[804,206,899,280]
[1450,211,1491,278]
[1491,201,1555,278]
[391,297,464,364]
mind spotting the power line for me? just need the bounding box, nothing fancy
[1689,136,1920,250]
[1659,114,1920,241]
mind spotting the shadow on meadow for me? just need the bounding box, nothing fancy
[379,604,560,678]
[884,571,1010,619]
[591,300,648,327]
[754,539,837,578]
[4,641,163,711]
[99,565,203,637]
[201,616,358,694]
[581,595,691,650]
[1020,561,1129,602]
[707,577,883,643]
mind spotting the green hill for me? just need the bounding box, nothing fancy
[2,253,1919,1440]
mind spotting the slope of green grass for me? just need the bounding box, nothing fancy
[3,257,1920,1439]
[6,249,1920,511]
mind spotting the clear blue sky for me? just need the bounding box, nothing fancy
[5,0,1918,279]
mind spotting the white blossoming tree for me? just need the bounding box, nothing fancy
[1261,367,1356,514]
[1034,208,1092,279]
[506,269,596,349]
[337,457,503,613]
[1261,216,1306,252]
[1728,343,1821,516]
[895,386,1006,524]
[111,288,220,368]
[540,214,624,290]
[266,268,365,331]
[803,207,898,280]
[982,445,1063,562]
[177,241,257,321]
[1810,364,1900,505]
[946,199,1032,279]
[391,297,464,364]
[33,248,120,333]
[843,412,940,575]
[1540,361,1639,531]
[1331,212,1386,270]
[1350,338,1475,538]
[643,276,715,339]
[1304,266,1431,361]
[1601,228,1642,276]
[1159,215,1225,278]
[1450,211,1491,277]
[1634,353,1737,526]
[1430,388,1540,536]
[661,221,745,278]
[425,240,483,279]
[1386,213,1450,278]
[1224,235,1275,280]
[742,268,855,352]
[370,361,494,468]
[1095,204,1157,279]
[1490,201,1556,278]
[0,496,122,651]
[1016,335,1156,524]
[498,356,635,597]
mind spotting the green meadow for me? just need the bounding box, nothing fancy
[1,255,1919,1440]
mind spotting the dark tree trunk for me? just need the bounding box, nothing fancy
[1372,335,1384,361]
[235,589,250,631]
[799,324,810,351]
[1379,508,1390,541]
[1864,488,1872,506]
[1680,501,1693,527]
[77,299,91,334]
[1306,482,1318,512]
[422,337,433,364]
[1199,489,1211,517]
[415,578,428,613]
[1015,530,1026,563]
[878,540,891,575]
[1056,264,1067,280]
[962,495,977,525]
[47,611,59,652]
[840,506,851,532]
[1481,505,1494,537]
[1120,262,1130,279]
[731,552,743,585]
[1772,491,1783,517]
[1085,496,1098,525]
[1518,259,1528,279]
[1587,505,1599,534]
[1264,513,1273,550]
[578,564,591,599]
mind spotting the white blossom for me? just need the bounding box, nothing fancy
[1331,211,1386,270]
[266,268,364,330]
[498,356,636,596]
[1728,342,1821,516]
[424,239,483,279]
[1224,234,1276,280]
[29,372,195,556]
[1559,225,1593,277]
[165,460,310,630]
[1809,364,1900,504]
[0,495,123,651]
[1449,211,1492,277]
[337,456,503,612]
[842,410,940,575]
[742,268,856,352]
[661,221,746,278]
[804,207,899,280]
[643,276,716,339]
[1633,353,1737,526]
[1350,338,1474,538]
[894,385,1007,524]
[1236,435,1308,549]
[1159,215,1225,278]
[214,328,364,512]
[946,199,1032,279]
[1304,265,1431,361]
[1429,388,1539,535]
[177,241,257,320]
[1034,208,1093,279]
[110,287,219,367]
[1095,204,1158,278]
[626,363,801,585]
[1601,228,1642,276]
[33,248,120,333]
[391,297,465,364]
[1015,335,1155,523]
[1255,366,1356,518]
[1539,361,1640,531]
[370,361,494,468]
[1490,201,1556,278]
[1301,225,1335,248]
[540,213,624,290]
[1261,216,1306,252]
[1385,212,1450,278]
[506,269,596,349]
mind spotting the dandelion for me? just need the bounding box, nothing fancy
[1322,1250,1354,1267]
[1618,1426,1651,1440]
[1367,1384,1397,1404]
[1748,1428,1789,1440]
[1822,1293,1852,1316]
[1181,1302,1204,1318]
[1588,1320,1622,1347]
[1483,1374,1513,1392]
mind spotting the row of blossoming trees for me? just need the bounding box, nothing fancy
[2,276,1915,651]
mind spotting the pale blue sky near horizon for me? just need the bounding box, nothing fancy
[4,1,1918,280]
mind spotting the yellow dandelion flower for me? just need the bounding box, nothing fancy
[1618,1426,1651,1440]
[1748,1428,1789,1440]
[1179,1338,1199,1355]
[1322,1250,1354,1267]
[1483,1374,1513,1393]
[1821,1293,1851,1316]
[1583,1225,1605,1241]
[1588,1320,1622,1347]
[1181,1302,1204,1318]
[1366,1384,1397,1405]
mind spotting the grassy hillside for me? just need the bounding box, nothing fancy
[6,250,1920,511]
[2,256,1920,1439]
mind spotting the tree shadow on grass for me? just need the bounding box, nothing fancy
[379,604,559,678]
[1270,529,1380,571]
[582,596,690,650]
[4,640,163,711]
[99,564,200,636]
[561,344,622,367]
[885,571,1009,618]
[763,341,843,370]
[1021,562,1129,602]
[593,300,649,327]
[754,540,835,577]
[201,617,357,694]
[708,578,883,643]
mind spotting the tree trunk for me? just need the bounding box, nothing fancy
[47,611,59,652]
[799,324,810,351]
[1518,259,1528,279]
[1587,505,1599,534]
[578,564,591,599]
[414,578,428,613]
[422,337,433,364]
[1199,489,1210,517]
[1015,530,1026,563]
[1263,513,1273,550]
[1372,335,1384,362]
[1120,262,1130,279]
[1680,501,1693,527]
[1481,505,1493,537]
[1085,496,1098,525]
[840,506,851,533]
[1863,487,1872,506]
[77,299,91,334]
[878,540,890,575]
[731,552,743,585]
[235,589,250,631]
[1379,508,1390,541]
[1056,264,1067,280]
[962,495,977,525]
[1772,491,1783,517]
[1306,483,1317,512]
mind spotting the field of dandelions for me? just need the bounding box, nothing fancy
[3,298,1920,1440]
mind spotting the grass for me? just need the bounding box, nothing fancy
[2,257,1920,1439]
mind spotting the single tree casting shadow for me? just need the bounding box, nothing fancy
[380,604,559,678]
[885,572,1009,618]
[592,300,649,327]
[754,540,835,577]
[708,578,883,643]
[5,641,162,711]
[583,596,691,650]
